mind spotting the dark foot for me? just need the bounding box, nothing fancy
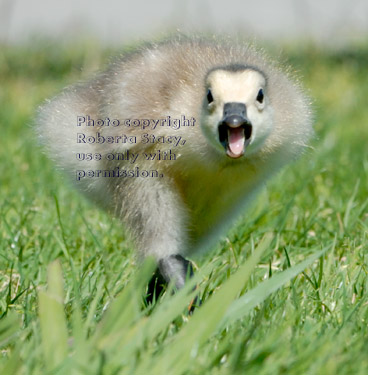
[146,267,167,304]
[158,254,194,289]
[145,255,197,309]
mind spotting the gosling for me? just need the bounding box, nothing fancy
[36,36,313,290]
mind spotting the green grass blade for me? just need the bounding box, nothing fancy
[38,260,69,372]
[0,312,20,348]
[220,246,330,328]
[0,347,22,375]
[92,257,156,349]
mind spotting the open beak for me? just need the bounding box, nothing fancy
[218,103,252,159]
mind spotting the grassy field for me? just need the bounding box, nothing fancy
[0,39,367,375]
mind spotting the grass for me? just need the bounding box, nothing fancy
[0,39,368,375]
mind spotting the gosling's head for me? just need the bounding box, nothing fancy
[201,66,274,159]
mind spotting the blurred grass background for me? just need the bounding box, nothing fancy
[0,40,368,374]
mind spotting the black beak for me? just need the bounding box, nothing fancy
[218,102,252,158]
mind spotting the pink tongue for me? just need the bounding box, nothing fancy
[228,127,245,156]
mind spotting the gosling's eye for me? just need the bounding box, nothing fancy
[207,89,214,104]
[256,88,264,104]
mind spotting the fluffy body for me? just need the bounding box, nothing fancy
[36,36,313,271]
